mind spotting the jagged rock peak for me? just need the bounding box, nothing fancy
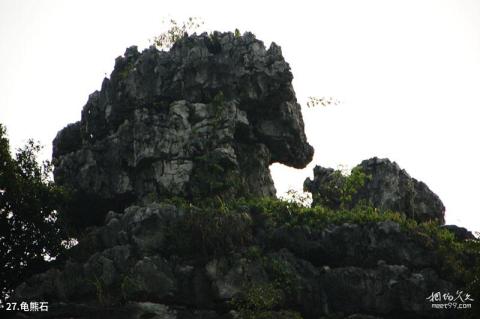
[52,31,314,226]
[304,157,445,223]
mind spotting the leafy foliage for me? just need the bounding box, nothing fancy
[232,282,282,319]
[309,166,371,209]
[231,281,303,319]
[306,96,340,108]
[189,152,246,201]
[263,254,299,295]
[280,189,312,208]
[152,17,204,50]
[164,198,253,258]
[0,124,67,302]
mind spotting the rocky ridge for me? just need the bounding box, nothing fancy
[10,32,479,319]
[14,202,469,319]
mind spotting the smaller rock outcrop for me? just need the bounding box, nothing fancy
[441,225,476,241]
[304,157,445,223]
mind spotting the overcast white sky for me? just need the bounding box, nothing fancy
[1,0,480,232]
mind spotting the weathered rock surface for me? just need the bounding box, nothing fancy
[268,221,438,269]
[52,31,313,226]
[9,34,475,319]
[12,203,467,319]
[304,157,445,223]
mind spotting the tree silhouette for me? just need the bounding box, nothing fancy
[0,124,67,303]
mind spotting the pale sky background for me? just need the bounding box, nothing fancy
[1,0,479,232]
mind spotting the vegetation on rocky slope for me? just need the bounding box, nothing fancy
[57,195,479,318]
[5,29,479,319]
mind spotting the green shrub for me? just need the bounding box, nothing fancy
[232,282,303,319]
[309,166,371,210]
[153,17,204,50]
[264,255,299,294]
[189,152,247,200]
[165,202,253,258]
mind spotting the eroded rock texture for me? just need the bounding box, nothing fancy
[304,157,445,223]
[53,31,313,226]
[14,204,466,319]
[10,33,474,319]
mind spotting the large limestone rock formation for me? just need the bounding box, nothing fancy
[304,157,445,223]
[10,33,476,319]
[52,31,313,226]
